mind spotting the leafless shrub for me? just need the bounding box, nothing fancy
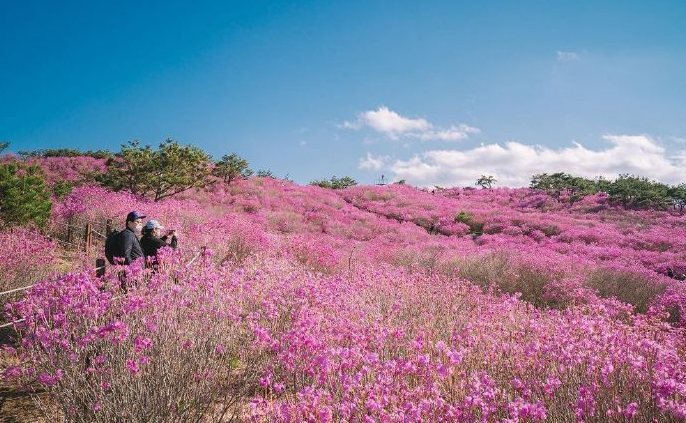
[586,268,668,314]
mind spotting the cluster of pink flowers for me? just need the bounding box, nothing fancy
[35,178,686,326]
[341,184,686,325]
[1,173,685,420]
[1,154,107,188]
[26,156,108,185]
[4,252,685,421]
[0,227,57,315]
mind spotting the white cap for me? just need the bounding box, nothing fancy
[143,220,164,230]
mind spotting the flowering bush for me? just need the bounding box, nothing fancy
[3,254,260,422]
[5,255,686,421]
[1,155,107,189]
[0,228,57,317]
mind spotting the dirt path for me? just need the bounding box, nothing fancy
[0,325,47,423]
[0,384,47,423]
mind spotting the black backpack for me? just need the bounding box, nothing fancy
[104,230,123,265]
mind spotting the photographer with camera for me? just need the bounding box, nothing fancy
[140,220,178,263]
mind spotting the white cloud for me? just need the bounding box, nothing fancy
[390,135,686,188]
[671,136,686,144]
[414,124,481,141]
[361,106,430,138]
[342,106,479,142]
[557,51,580,62]
[340,120,362,130]
[299,140,307,146]
[358,152,389,170]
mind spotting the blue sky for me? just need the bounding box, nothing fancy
[2,1,685,186]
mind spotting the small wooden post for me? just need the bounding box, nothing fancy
[84,223,92,253]
[200,246,208,266]
[95,258,106,278]
[66,217,75,247]
[106,219,113,237]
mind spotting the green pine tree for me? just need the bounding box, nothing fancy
[0,162,52,227]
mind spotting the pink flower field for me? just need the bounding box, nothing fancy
[2,172,686,421]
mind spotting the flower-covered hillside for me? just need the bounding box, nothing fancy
[2,174,685,422]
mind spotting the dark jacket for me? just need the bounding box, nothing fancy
[121,227,144,265]
[140,234,178,258]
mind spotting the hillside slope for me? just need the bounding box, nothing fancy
[2,175,686,421]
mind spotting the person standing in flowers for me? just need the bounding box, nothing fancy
[120,211,146,265]
[140,220,178,265]
[103,211,145,292]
